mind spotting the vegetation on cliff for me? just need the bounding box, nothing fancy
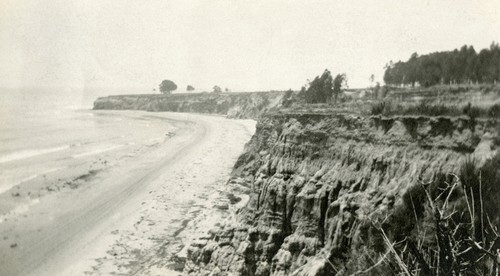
[93,91,287,119]
[370,100,500,119]
[384,42,500,87]
[298,69,347,104]
[213,86,222,93]
[92,51,500,276]
[159,79,178,94]
[184,110,500,275]
[376,154,500,275]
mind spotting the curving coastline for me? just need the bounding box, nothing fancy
[92,89,500,275]
[93,92,286,119]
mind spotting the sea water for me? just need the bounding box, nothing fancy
[0,87,166,195]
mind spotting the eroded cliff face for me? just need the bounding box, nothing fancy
[93,92,285,119]
[184,113,500,276]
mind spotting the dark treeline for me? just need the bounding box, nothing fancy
[384,42,500,87]
[298,69,347,104]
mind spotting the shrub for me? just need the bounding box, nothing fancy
[488,103,500,118]
[407,101,456,116]
[463,102,481,119]
[378,154,500,275]
[369,100,500,119]
[371,101,387,115]
[282,89,294,108]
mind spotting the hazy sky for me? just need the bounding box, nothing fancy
[0,0,499,91]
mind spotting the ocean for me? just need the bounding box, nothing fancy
[0,87,165,195]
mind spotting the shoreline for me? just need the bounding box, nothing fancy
[0,111,255,276]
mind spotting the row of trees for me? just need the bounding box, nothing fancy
[211,86,230,93]
[384,42,500,87]
[298,69,347,103]
[158,80,229,94]
[161,70,348,102]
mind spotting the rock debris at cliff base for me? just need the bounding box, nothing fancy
[93,87,500,275]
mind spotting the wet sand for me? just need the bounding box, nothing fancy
[0,111,255,276]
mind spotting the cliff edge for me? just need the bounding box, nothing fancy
[184,111,500,275]
[93,92,286,119]
[93,86,500,275]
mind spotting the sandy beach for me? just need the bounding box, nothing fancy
[0,111,255,276]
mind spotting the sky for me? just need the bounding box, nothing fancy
[0,0,499,91]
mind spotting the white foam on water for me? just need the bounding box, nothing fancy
[0,145,70,164]
[72,145,124,158]
[0,167,65,195]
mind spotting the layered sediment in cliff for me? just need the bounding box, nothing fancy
[93,92,285,119]
[184,112,500,275]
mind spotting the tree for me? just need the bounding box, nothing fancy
[282,89,294,107]
[333,73,347,103]
[369,74,376,96]
[159,80,177,94]
[225,88,230,92]
[187,85,195,91]
[298,69,334,103]
[407,52,419,87]
[383,42,500,87]
[374,82,381,99]
[369,74,375,86]
[213,85,222,93]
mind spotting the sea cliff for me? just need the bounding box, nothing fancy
[93,87,500,275]
[93,92,286,119]
[183,112,500,275]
